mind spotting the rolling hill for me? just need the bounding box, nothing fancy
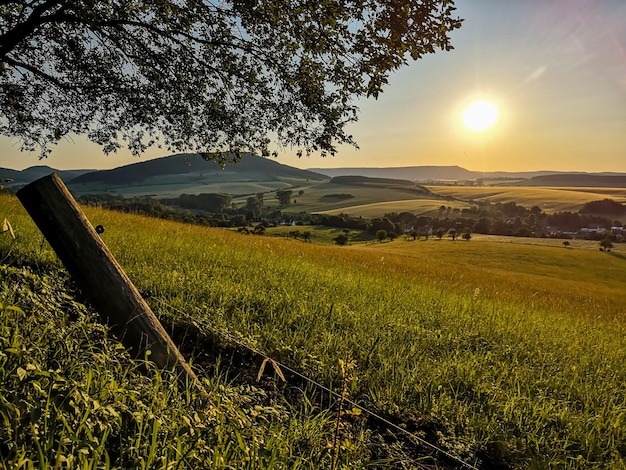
[0,165,93,185]
[67,153,328,197]
[309,166,626,184]
[520,173,626,187]
[308,165,482,181]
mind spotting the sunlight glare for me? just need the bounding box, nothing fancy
[462,100,499,132]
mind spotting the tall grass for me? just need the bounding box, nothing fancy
[2,192,626,468]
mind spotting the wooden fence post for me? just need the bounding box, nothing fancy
[17,173,201,387]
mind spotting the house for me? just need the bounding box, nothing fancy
[579,227,606,234]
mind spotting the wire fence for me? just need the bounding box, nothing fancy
[153,296,479,470]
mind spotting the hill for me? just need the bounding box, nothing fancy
[72,153,326,186]
[309,165,482,181]
[0,165,93,186]
[2,192,626,468]
[519,173,626,187]
[67,153,328,198]
[310,166,626,184]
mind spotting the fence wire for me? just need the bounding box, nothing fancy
[154,296,479,470]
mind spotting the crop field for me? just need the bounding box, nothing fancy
[273,182,439,214]
[426,185,626,213]
[71,174,301,199]
[318,198,468,218]
[2,192,626,468]
[276,184,626,218]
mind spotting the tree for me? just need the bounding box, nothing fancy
[462,232,471,241]
[376,230,387,243]
[600,238,614,252]
[245,195,262,217]
[0,1,462,162]
[562,240,570,248]
[275,189,293,206]
[473,217,492,234]
[333,234,349,246]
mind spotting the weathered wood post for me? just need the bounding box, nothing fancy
[17,173,201,388]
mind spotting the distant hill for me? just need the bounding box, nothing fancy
[309,165,481,181]
[71,153,327,186]
[307,166,590,181]
[519,174,626,188]
[0,166,94,185]
[330,175,416,186]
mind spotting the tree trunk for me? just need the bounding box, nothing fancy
[17,173,201,388]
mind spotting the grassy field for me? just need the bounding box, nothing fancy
[426,185,626,213]
[2,192,626,468]
[68,171,626,218]
[267,182,435,215]
[71,175,306,199]
[276,183,626,217]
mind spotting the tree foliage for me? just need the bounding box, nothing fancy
[275,189,293,206]
[580,199,626,216]
[0,1,462,162]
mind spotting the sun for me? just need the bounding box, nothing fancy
[462,100,499,132]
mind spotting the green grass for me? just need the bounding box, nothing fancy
[275,182,443,215]
[318,198,468,218]
[3,192,626,468]
[260,225,373,244]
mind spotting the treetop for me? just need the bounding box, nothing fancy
[0,0,462,163]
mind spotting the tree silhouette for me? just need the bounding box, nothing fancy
[600,238,614,252]
[275,189,293,206]
[0,1,462,161]
[333,234,349,246]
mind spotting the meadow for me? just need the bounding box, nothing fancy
[2,192,626,468]
[425,186,626,213]
[267,183,626,218]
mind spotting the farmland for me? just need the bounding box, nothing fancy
[267,183,626,218]
[425,186,626,214]
[2,191,626,468]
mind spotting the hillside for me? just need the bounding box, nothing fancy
[309,165,482,181]
[0,165,93,185]
[71,153,326,185]
[520,173,626,187]
[310,166,626,185]
[2,192,626,468]
[66,153,328,198]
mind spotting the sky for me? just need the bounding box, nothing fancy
[1,0,625,172]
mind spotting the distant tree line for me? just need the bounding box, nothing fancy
[78,193,284,228]
[79,193,624,244]
[313,200,624,241]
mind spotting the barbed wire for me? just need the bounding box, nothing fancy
[153,296,479,470]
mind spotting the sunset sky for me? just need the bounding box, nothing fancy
[2,0,625,172]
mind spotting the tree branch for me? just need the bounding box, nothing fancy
[2,55,71,90]
[0,0,64,58]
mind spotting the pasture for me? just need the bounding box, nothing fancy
[426,185,626,213]
[2,192,626,468]
[275,183,626,218]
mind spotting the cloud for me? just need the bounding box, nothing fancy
[522,66,548,84]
